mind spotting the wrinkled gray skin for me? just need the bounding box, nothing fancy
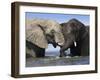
[47,19,89,57]
[26,40,45,57]
[26,37,57,58]
[59,19,89,57]
[38,24,58,48]
[26,25,58,58]
[26,19,65,58]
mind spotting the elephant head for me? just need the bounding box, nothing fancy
[26,19,65,49]
[59,18,89,57]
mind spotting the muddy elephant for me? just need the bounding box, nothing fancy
[26,18,65,58]
[59,19,89,57]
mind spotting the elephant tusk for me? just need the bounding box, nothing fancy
[57,42,64,46]
[74,41,77,47]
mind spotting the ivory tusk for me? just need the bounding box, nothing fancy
[74,41,77,47]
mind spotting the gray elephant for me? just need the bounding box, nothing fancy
[26,18,65,58]
[59,19,89,57]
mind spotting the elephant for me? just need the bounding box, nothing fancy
[59,18,89,57]
[26,40,45,57]
[26,18,65,58]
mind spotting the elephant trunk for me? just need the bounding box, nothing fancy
[54,31,65,46]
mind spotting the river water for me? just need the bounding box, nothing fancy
[26,51,89,67]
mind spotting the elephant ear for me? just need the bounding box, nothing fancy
[26,24,48,49]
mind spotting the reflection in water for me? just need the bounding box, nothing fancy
[26,56,89,67]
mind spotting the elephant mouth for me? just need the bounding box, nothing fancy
[52,43,57,48]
